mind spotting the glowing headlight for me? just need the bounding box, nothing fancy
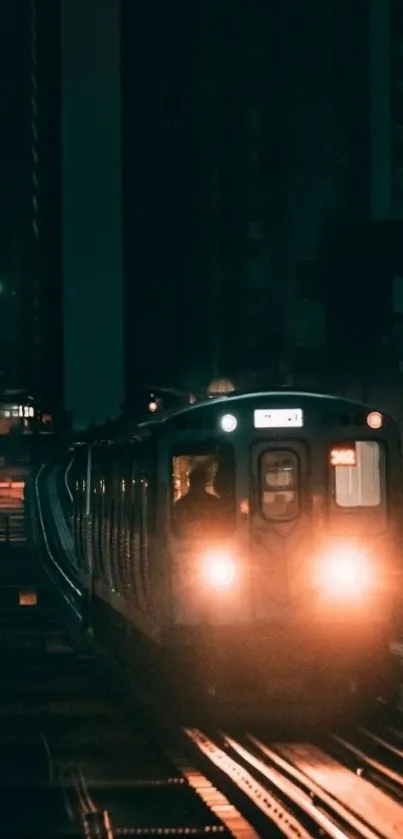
[317,546,373,595]
[202,549,236,589]
[220,413,237,432]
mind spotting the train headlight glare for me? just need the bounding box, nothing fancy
[220,413,237,432]
[317,546,372,595]
[202,550,236,589]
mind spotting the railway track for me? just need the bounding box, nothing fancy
[4,546,403,838]
[4,642,403,839]
[323,725,403,801]
[0,548,247,837]
[8,623,403,839]
[183,728,403,839]
[0,640,257,839]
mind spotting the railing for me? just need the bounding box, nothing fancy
[0,480,26,544]
[0,512,26,543]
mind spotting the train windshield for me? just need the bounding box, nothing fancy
[171,444,235,538]
[331,441,384,508]
[258,449,300,521]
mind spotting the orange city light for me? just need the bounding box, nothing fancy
[19,590,37,607]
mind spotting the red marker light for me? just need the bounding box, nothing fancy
[367,411,383,429]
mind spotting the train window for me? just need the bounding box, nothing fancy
[171,444,235,537]
[259,450,300,521]
[75,476,87,570]
[132,439,157,534]
[103,464,117,589]
[332,441,383,508]
[91,479,103,579]
[119,475,133,596]
[97,479,108,582]
[143,443,157,534]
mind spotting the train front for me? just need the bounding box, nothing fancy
[165,393,403,717]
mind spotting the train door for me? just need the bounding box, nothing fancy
[327,439,387,539]
[249,440,312,619]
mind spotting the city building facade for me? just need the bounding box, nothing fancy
[0,0,62,410]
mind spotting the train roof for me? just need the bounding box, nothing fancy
[136,390,392,431]
[72,390,395,452]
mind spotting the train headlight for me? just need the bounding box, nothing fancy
[202,549,236,589]
[316,546,373,596]
[220,413,237,432]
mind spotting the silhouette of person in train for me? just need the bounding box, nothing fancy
[174,466,220,536]
[213,465,227,500]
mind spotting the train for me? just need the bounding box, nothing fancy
[26,390,403,719]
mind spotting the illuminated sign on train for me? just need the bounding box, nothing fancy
[254,408,304,429]
[330,445,357,467]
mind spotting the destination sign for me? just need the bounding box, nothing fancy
[254,408,304,429]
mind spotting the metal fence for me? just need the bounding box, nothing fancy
[0,511,26,544]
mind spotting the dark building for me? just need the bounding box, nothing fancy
[121,1,198,407]
[121,1,379,406]
[371,0,403,220]
[61,0,123,429]
[0,0,62,410]
[324,0,403,389]
[390,0,403,217]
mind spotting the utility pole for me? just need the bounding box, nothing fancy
[210,168,220,380]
